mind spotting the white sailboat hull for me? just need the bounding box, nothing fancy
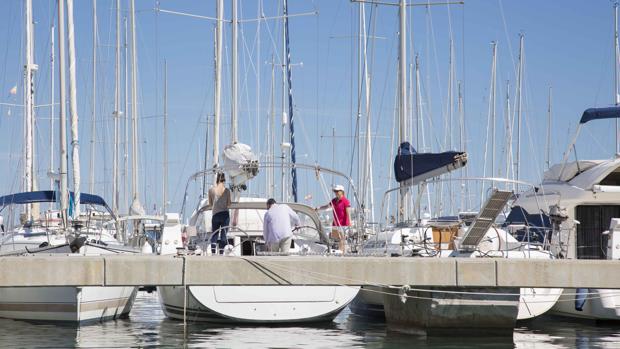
[159,285,359,323]
[518,287,563,320]
[0,286,136,323]
[550,288,620,320]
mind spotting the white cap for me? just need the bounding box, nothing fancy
[333,184,345,192]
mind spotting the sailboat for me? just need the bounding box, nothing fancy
[348,0,561,331]
[0,0,137,323]
[157,0,359,323]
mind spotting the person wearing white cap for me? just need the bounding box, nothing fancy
[316,184,351,252]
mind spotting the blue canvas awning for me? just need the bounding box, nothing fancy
[0,191,112,215]
[579,106,620,124]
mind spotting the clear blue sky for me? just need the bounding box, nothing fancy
[0,0,618,219]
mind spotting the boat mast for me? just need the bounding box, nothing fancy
[398,0,408,222]
[268,56,276,197]
[213,0,223,170]
[482,41,497,203]
[546,86,552,169]
[129,0,144,215]
[361,2,374,224]
[283,0,298,202]
[414,54,423,151]
[50,24,55,192]
[58,0,68,226]
[515,34,524,183]
[615,2,619,154]
[67,0,81,216]
[231,0,238,143]
[24,0,36,218]
[490,42,497,180]
[280,4,287,202]
[89,0,97,194]
[163,60,168,217]
[123,15,129,214]
[112,0,121,215]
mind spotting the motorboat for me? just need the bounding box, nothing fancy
[0,191,138,323]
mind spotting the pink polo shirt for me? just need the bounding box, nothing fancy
[331,196,351,226]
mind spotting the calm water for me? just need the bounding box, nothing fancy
[1,292,620,348]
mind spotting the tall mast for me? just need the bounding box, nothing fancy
[398,0,407,145]
[482,41,497,203]
[504,80,512,184]
[414,54,423,151]
[49,24,55,191]
[58,0,68,225]
[280,3,287,202]
[129,0,144,215]
[515,34,524,182]
[546,86,552,169]
[213,0,223,168]
[231,0,238,143]
[398,0,408,222]
[163,61,168,217]
[112,0,121,214]
[361,2,374,224]
[89,0,97,194]
[615,2,619,154]
[67,0,81,216]
[24,0,36,217]
[283,0,298,202]
[123,15,129,214]
[490,41,497,178]
[268,56,276,197]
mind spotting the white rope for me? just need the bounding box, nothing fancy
[238,256,620,304]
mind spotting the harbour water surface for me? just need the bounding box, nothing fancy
[1,292,620,348]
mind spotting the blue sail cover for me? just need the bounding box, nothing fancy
[579,106,620,124]
[0,190,111,212]
[393,142,467,183]
[503,206,551,243]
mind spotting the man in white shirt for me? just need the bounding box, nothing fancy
[263,198,301,253]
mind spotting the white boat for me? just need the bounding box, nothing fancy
[352,184,563,325]
[511,152,620,320]
[0,244,136,323]
[0,191,139,324]
[158,199,359,323]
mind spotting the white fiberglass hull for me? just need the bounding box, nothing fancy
[550,288,620,320]
[0,286,136,323]
[518,287,563,320]
[159,285,359,323]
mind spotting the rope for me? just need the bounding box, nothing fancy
[236,255,620,304]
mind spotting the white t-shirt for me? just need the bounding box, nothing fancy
[263,204,301,244]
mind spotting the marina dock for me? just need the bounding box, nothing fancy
[1,255,618,288]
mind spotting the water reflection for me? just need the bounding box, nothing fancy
[1,292,620,348]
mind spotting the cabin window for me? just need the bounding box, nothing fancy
[599,170,620,186]
[575,205,620,259]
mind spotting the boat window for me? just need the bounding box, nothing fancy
[600,169,620,186]
[575,205,620,259]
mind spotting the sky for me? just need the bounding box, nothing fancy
[0,0,618,221]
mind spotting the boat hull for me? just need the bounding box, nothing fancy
[383,286,520,334]
[159,285,359,323]
[550,288,620,320]
[0,286,136,323]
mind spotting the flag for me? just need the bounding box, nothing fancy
[9,86,17,95]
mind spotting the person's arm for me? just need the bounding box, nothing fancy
[346,207,352,226]
[226,189,232,207]
[263,213,270,241]
[206,189,214,209]
[315,200,332,211]
[288,206,301,227]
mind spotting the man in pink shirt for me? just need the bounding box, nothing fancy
[316,184,351,252]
